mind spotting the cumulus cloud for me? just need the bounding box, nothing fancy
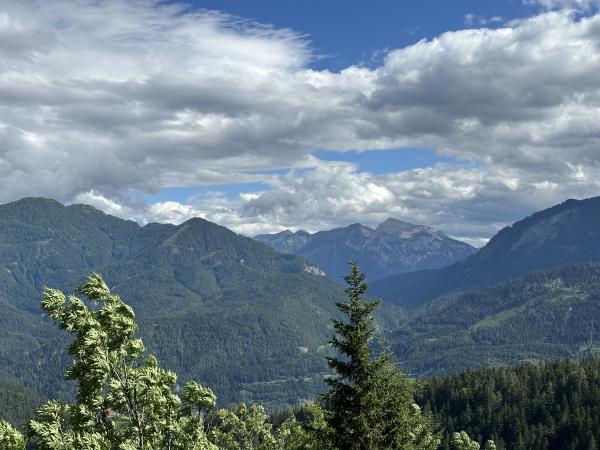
[74,190,127,217]
[141,160,600,243]
[1,1,600,242]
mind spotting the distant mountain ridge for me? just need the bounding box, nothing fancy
[255,218,475,282]
[393,262,600,377]
[371,196,600,307]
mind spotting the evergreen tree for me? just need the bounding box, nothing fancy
[322,262,439,450]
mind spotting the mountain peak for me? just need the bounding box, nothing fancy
[256,218,475,281]
[7,197,64,208]
[375,218,439,238]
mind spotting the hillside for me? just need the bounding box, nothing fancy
[255,218,475,282]
[0,198,346,408]
[371,197,600,306]
[0,375,44,428]
[390,262,600,377]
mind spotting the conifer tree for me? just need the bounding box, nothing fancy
[322,262,440,450]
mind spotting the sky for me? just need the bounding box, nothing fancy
[2,0,600,246]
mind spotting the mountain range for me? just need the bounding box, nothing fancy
[390,262,600,377]
[3,196,600,410]
[371,196,600,307]
[0,197,346,408]
[255,219,475,282]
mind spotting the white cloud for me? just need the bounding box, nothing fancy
[147,201,202,225]
[464,14,504,26]
[125,160,600,243]
[523,0,600,11]
[1,2,600,242]
[464,14,477,26]
[74,190,125,217]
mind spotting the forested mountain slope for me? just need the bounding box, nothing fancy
[0,198,346,407]
[391,263,600,377]
[255,218,474,282]
[0,375,44,428]
[371,197,600,306]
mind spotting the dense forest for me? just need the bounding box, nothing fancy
[4,198,600,448]
[420,358,600,450]
[4,263,600,448]
[5,197,600,411]
[7,348,600,449]
[0,197,349,407]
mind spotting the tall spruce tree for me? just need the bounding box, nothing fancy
[323,262,439,450]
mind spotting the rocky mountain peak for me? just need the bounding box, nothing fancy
[374,218,439,239]
[255,218,475,281]
[273,229,294,237]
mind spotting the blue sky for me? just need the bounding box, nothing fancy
[2,0,600,245]
[181,0,531,71]
[146,148,461,204]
